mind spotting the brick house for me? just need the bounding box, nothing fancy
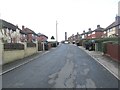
[19,28,27,42]
[68,34,75,43]
[91,25,104,38]
[105,16,120,37]
[37,33,48,42]
[22,26,38,42]
[81,28,92,39]
[74,32,81,43]
[81,30,87,39]
[81,25,104,39]
[86,28,92,39]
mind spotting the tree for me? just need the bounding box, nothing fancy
[51,36,55,40]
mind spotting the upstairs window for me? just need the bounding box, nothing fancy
[119,25,120,29]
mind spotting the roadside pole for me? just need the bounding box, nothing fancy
[56,20,58,46]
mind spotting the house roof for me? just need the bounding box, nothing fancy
[105,16,120,30]
[22,27,37,35]
[37,33,48,39]
[94,27,104,32]
[105,22,116,30]
[0,19,17,31]
[19,30,27,35]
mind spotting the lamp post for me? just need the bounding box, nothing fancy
[56,20,58,46]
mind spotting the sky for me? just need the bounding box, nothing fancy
[0,0,120,41]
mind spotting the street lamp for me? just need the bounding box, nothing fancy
[56,20,58,46]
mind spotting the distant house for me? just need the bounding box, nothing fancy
[75,32,81,43]
[81,30,86,39]
[105,16,120,37]
[37,33,48,42]
[81,28,92,39]
[81,26,104,39]
[22,26,38,42]
[86,28,92,39]
[68,34,75,43]
[0,19,20,43]
[91,25,104,38]
[19,28,27,42]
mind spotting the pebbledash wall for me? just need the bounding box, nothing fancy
[1,42,38,65]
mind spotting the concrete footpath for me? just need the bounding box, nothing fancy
[79,46,120,80]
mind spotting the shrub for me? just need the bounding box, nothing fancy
[27,42,36,47]
[4,43,24,50]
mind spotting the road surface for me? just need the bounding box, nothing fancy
[2,44,119,88]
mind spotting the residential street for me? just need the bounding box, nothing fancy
[2,44,119,88]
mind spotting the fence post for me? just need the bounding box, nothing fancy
[95,43,98,51]
[0,40,3,65]
[23,42,27,57]
[42,42,45,51]
[35,41,38,52]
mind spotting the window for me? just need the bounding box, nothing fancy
[92,32,95,34]
[119,25,120,29]
[104,31,106,34]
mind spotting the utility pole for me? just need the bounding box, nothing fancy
[56,20,58,46]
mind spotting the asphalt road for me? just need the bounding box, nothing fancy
[2,44,119,88]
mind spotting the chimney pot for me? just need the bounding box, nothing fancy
[97,25,100,28]
[88,28,91,31]
[22,25,25,30]
[16,25,18,28]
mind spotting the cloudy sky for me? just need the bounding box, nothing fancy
[0,0,119,41]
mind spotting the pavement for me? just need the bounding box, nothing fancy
[2,44,119,88]
[79,46,120,80]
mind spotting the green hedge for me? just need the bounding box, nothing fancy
[27,42,36,47]
[81,37,119,52]
[4,43,24,50]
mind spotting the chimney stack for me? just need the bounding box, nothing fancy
[22,25,25,30]
[16,25,18,28]
[97,25,100,29]
[88,28,91,32]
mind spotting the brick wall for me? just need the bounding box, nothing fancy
[95,32,104,38]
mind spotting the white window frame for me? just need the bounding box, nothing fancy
[92,32,95,34]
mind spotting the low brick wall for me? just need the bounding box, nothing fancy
[106,43,120,62]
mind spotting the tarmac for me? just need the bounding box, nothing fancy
[1,44,120,81]
[79,46,120,80]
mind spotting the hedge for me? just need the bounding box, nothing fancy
[4,43,24,50]
[27,42,36,47]
[81,37,119,52]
